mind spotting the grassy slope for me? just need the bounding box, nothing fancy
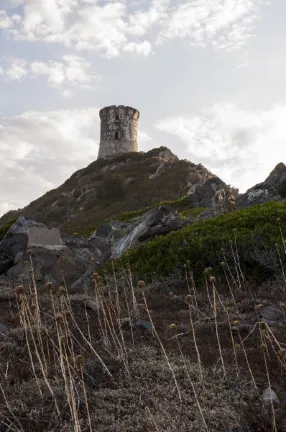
[78,195,207,237]
[110,201,286,283]
[1,148,212,235]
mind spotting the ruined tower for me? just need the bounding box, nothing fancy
[98,105,140,159]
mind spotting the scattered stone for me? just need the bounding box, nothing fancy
[231,323,253,335]
[262,388,280,407]
[133,320,152,331]
[85,298,101,313]
[0,323,7,335]
[262,306,284,326]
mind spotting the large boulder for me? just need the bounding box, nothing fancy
[89,205,187,262]
[0,217,46,274]
[187,177,227,208]
[0,217,100,288]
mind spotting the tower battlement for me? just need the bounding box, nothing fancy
[98,105,140,159]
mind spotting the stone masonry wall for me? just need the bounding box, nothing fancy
[98,105,140,158]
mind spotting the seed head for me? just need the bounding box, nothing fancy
[58,286,67,297]
[76,355,85,367]
[55,313,63,322]
[27,249,32,255]
[276,218,281,224]
[15,284,24,296]
[232,228,237,232]
[90,257,95,263]
[137,280,145,289]
[209,276,216,283]
[280,303,286,310]
[257,303,263,309]
[233,320,240,326]
[278,348,286,359]
[221,261,225,266]
[169,291,174,297]
[185,294,192,304]
[169,323,177,330]
[275,243,279,247]
[257,321,266,329]
[65,311,72,320]
[46,281,53,291]
[204,267,212,275]
[260,343,267,352]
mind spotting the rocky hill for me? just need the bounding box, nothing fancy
[0,147,228,236]
[1,151,286,431]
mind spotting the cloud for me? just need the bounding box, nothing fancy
[123,41,152,56]
[6,58,28,80]
[2,0,269,57]
[1,55,97,94]
[0,108,100,216]
[157,0,269,51]
[156,102,286,193]
[0,10,14,29]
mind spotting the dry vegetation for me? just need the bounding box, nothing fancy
[1,233,286,431]
[0,148,214,235]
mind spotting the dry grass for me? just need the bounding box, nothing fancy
[0,256,286,431]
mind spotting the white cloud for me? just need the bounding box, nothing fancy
[2,0,269,57]
[1,55,97,94]
[0,108,100,216]
[0,10,13,29]
[6,58,28,80]
[156,102,286,193]
[123,40,152,56]
[157,0,269,51]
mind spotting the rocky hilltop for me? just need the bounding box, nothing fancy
[0,147,228,235]
[2,151,286,431]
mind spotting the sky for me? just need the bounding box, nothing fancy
[1,0,286,217]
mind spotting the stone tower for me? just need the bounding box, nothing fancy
[98,105,140,159]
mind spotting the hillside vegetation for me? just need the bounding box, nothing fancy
[110,201,286,284]
[0,148,220,235]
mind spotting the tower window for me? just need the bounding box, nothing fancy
[115,131,120,140]
[115,114,119,121]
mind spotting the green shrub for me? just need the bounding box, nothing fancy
[107,202,286,284]
[0,218,17,241]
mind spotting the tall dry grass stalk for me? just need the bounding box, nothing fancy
[185,295,203,382]
[220,248,239,291]
[275,243,286,284]
[138,281,182,402]
[210,277,226,376]
[173,328,209,431]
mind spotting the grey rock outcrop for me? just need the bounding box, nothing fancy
[0,218,100,288]
[188,176,227,208]
[237,163,286,209]
[0,217,46,274]
[90,205,187,262]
